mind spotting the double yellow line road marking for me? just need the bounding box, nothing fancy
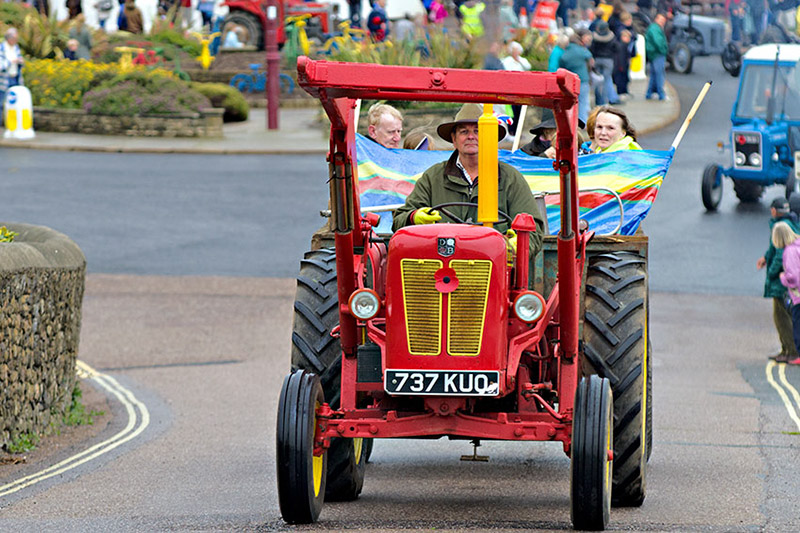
[765,361,800,433]
[0,360,150,498]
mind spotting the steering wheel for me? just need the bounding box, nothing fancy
[430,202,513,226]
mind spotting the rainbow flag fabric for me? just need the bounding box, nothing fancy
[356,133,675,236]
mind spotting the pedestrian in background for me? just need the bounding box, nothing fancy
[613,29,635,98]
[776,220,800,365]
[94,0,114,30]
[499,0,520,41]
[64,38,79,60]
[644,12,668,101]
[198,0,214,29]
[758,198,800,363]
[591,19,620,105]
[367,0,389,41]
[559,29,593,123]
[66,0,82,19]
[459,0,486,38]
[726,0,745,42]
[68,14,92,60]
[123,0,144,33]
[0,27,23,127]
[548,31,570,72]
[502,41,531,135]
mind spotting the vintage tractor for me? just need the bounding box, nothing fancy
[221,0,332,50]
[277,58,651,530]
[702,44,800,211]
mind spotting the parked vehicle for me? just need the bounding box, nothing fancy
[220,0,332,50]
[276,58,654,530]
[702,44,800,211]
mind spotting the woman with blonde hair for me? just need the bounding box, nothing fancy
[776,221,800,365]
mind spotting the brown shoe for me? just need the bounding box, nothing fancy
[775,354,792,363]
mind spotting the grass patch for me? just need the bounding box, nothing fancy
[63,384,104,426]
[6,432,39,453]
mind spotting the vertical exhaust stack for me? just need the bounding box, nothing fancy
[478,104,499,228]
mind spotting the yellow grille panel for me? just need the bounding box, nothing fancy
[448,260,492,356]
[401,259,442,355]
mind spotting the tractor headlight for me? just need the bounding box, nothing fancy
[348,289,381,320]
[749,152,762,167]
[513,291,546,323]
[735,151,746,166]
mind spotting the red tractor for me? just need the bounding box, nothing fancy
[221,0,332,49]
[277,57,651,530]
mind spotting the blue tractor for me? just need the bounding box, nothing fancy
[702,44,800,211]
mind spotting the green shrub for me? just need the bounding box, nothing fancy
[0,2,35,28]
[84,71,211,115]
[26,59,122,108]
[190,82,249,122]
[149,27,202,57]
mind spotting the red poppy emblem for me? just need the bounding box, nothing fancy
[434,267,459,293]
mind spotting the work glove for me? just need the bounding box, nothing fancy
[505,229,517,265]
[413,207,442,225]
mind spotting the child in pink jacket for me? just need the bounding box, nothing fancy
[776,221,800,365]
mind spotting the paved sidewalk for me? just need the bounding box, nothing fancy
[0,79,679,155]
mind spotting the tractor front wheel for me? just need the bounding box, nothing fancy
[276,370,327,524]
[571,375,613,531]
[291,248,368,501]
[584,252,648,507]
[702,163,723,211]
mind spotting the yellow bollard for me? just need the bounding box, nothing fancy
[478,103,499,227]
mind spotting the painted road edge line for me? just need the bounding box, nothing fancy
[0,361,150,498]
[765,360,800,433]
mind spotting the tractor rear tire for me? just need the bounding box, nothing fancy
[583,252,648,507]
[276,370,327,524]
[571,375,613,531]
[291,248,367,501]
[222,11,263,50]
[733,180,764,203]
[701,163,723,212]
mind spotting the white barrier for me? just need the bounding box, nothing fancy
[630,34,647,80]
[4,86,35,140]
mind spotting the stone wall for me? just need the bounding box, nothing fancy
[33,107,225,138]
[0,223,86,450]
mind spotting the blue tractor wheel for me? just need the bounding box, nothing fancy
[702,163,723,211]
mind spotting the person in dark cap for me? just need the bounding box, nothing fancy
[521,109,586,158]
[392,103,545,256]
[757,196,800,362]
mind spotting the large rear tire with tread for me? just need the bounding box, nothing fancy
[583,252,648,507]
[277,370,327,524]
[290,248,367,501]
[571,375,614,531]
[222,11,263,50]
[733,179,764,203]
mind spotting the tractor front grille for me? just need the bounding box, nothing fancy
[448,260,492,356]
[401,259,442,355]
[400,258,492,357]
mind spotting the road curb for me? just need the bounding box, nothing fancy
[0,83,680,154]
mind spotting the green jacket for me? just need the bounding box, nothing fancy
[392,151,546,255]
[645,23,668,60]
[764,214,800,298]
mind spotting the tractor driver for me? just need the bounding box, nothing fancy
[392,103,546,257]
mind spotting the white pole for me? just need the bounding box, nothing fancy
[671,81,713,151]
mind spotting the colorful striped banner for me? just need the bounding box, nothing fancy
[356,133,675,236]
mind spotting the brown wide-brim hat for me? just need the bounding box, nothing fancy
[436,103,508,143]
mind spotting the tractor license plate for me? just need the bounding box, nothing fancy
[385,369,500,396]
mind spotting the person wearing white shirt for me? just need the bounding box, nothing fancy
[0,27,24,125]
[501,41,531,71]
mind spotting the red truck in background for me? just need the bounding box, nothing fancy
[221,0,333,49]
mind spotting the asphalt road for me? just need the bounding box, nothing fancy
[2,54,800,531]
